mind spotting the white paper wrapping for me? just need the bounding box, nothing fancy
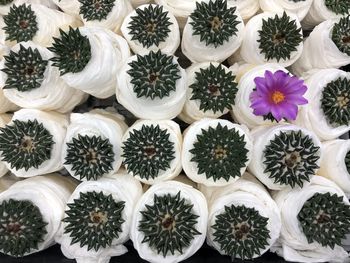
[116,53,186,120]
[130,180,208,263]
[122,119,182,184]
[181,5,244,63]
[293,69,350,141]
[131,0,153,8]
[318,139,350,196]
[0,0,57,15]
[60,26,130,99]
[182,118,252,187]
[51,0,80,17]
[62,110,127,181]
[57,173,143,263]
[273,176,350,263]
[0,3,81,47]
[249,124,322,191]
[231,63,289,129]
[121,4,180,55]
[302,0,348,29]
[0,113,11,178]
[202,173,281,259]
[0,174,76,257]
[179,62,236,123]
[0,173,20,192]
[0,41,86,113]
[259,0,313,21]
[239,12,303,67]
[0,109,68,178]
[292,19,350,76]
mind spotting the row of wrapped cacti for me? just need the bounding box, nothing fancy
[1,171,349,263]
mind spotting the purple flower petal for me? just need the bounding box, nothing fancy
[286,95,308,105]
[264,70,275,88]
[270,105,283,122]
[279,103,298,120]
[254,77,270,96]
[274,70,290,88]
[251,101,271,116]
[249,90,260,102]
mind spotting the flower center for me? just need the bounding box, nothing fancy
[214,145,227,159]
[337,95,350,108]
[144,145,157,159]
[19,20,29,29]
[316,212,331,224]
[208,84,221,96]
[146,22,157,34]
[90,211,108,225]
[210,16,223,31]
[271,91,285,104]
[85,149,98,164]
[94,1,101,10]
[233,222,250,240]
[25,66,35,76]
[148,72,159,84]
[6,223,22,235]
[161,214,175,230]
[272,32,286,45]
[342,35,350,44]
[20,136,35,153]
[285,151,301,168]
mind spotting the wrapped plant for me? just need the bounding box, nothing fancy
[273,176,350,262]
[182,118,252,187]
[49,26,130,99]
[0,0,57,15]
[294,68,350,140]
[122,119,182,185]
[0,174,76,257]
[302,0,350,28]
[116,50,186,120]
[130,180,208,263]
[249,124,322,190]
[179,62,238,123]
[0,41,87,113]
[121,4,180,55]
[239,12,303,67]
[259,0,313,21]
[54,0,132,33]
[0,109,68,178]
[319,139,350,195]
[0,114,11,178]
[0,3,81,47]
[203,173,281,260]
[62,109,127,181]
[292,17,350,75]
[232,64,308,129]
[182,0,244,63]
[57,173,142,263]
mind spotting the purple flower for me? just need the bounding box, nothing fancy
[249,70,308,122]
